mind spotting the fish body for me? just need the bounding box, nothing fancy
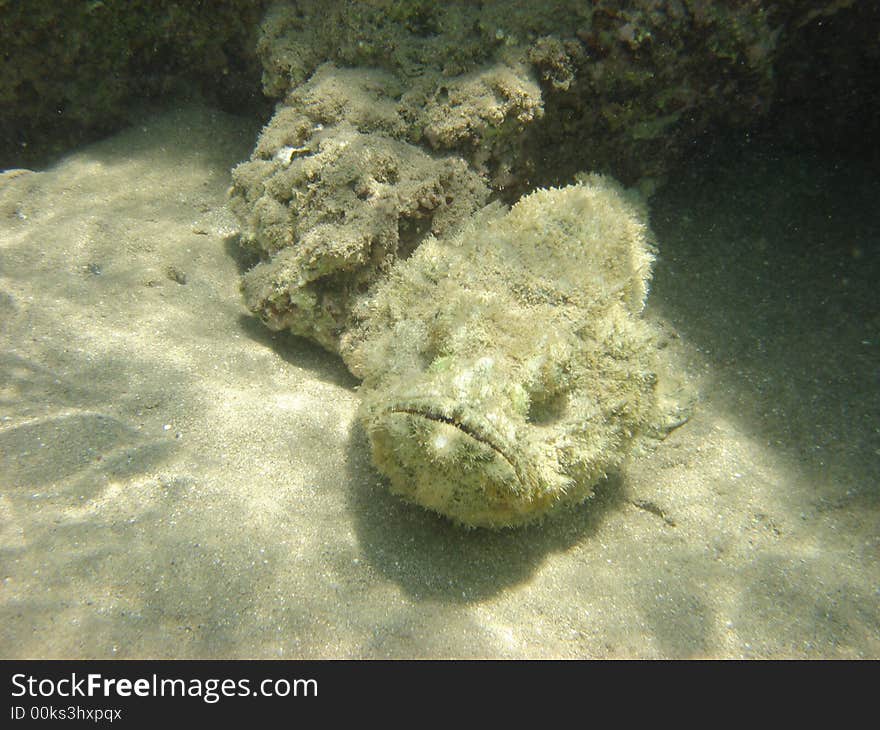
[340,175,659,527]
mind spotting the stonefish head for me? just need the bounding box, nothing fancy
[340,174,660,528]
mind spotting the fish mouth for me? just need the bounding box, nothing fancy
[381,397,531,492]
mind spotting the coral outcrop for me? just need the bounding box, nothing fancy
[253,0,868,187]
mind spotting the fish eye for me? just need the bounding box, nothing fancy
[525,387,569,426]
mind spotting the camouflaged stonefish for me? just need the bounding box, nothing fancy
[338,174,660,527]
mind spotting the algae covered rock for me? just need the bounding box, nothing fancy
[340,175,659,528]
[229,64,489,351]
[252,0,870,191]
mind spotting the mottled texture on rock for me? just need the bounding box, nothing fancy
[253,0,869,187]
[255,0,569,96]
[340,176,658,527]
[411,61,544,190]
[229,65,489,350]
[418,63,543,149]
[3,1,874,176]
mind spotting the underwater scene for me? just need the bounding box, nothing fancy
[0,1,877,658]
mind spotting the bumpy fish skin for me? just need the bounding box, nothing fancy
[340,174,659,528]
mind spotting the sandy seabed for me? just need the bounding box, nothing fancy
[0,105,877,658]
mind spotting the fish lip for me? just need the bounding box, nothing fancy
[379,396,529,488]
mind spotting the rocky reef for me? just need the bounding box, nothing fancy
[4,1,873,173]
[252,0,870,188]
